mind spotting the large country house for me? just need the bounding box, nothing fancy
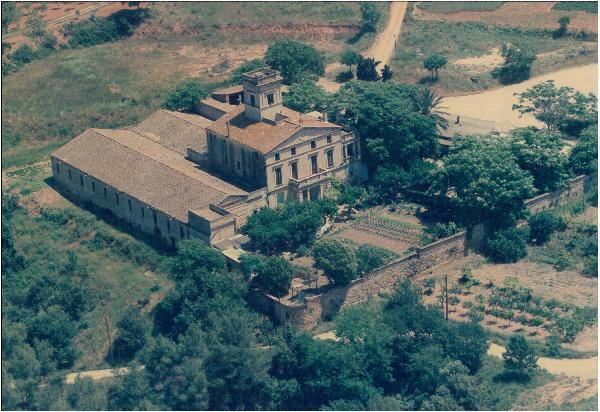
[52,68,361,246]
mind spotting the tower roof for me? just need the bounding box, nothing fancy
[242,68,282,85]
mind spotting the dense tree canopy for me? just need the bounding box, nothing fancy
[265,39,325,84]
[282,79,328,113]
[509,127,569,192]
[431,135,536,228]
[360,2,381,32]
[329,81,439,173]
[494,43,536,84]
[312,238,358,286]
[249,255,294,298]
[569,124,598,175]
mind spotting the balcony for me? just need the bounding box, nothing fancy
[289,164,347,189]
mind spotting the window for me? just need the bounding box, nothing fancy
[68,169,72,180]
[291,147,296,156]
[310,155,318,174]
[291,162,298,180]
[327,149,334,168]
[237,160,241,170]
[326,135,332,144]
[80,175,84,186]
[115,193,120,205]
[250,94,256,106]
[310,140,316,149]
[153,211,157,227]
[56,163,60,174]
[104,187,107,198]
[342,145,347,160]
[302,190,309,201]
[167,220,171,232]
[276,192,285,205]
[180,225,184,238]
[275,167,282,186]
[267,93,274,105]
[346,143,354,157]
[92,181,95,192]
[128,199,132,211]
[141,207,145,218]
[274,152,280,161]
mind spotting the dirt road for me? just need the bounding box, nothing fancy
[64,366,143,384]
[488,343,598,380]
[443,64,598,131]
[317,1,408,92]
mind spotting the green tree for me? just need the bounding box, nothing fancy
[423,277,437,295]
[282,79,327,113]
[528,211,565,244]
[356,244,394,274]
[172,238,225,279]
[340,49,360,67]
[360,2,381,32]
[252,255,294,297]
[381,64,393,81]
[312,238,358,286]
[554,15,570,37]
[503,335,538,376]
[411,87,450,131]
[509,127,569,192]
[485,227,528,263]
[161,79,208,112]
[66,377,109,410]
[329,81,439,173]
[11,44,35,66]
[569,124,598,175]
[356,55,380,81]
[265,39,325,84]
[113,308,147,361]
[423,53,448,81]
[432,135,535,228]
[513,80,597,132]
[494,43,536,84]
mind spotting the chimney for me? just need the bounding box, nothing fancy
[226,120,230,136]
[321,109,327,122]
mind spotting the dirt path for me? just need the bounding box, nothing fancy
[488,343,598,380]
[64,366,144,384]
[317,1,408,92]
[443,63,598,131]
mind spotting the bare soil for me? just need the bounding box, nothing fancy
[336,227,412,255]
[414,1,598,33]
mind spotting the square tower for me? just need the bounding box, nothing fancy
[242,68,283,122]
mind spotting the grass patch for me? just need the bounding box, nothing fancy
[417,2,505,14]
[547,394,598,411]
[552,2,598,14]
[391,19,597,94]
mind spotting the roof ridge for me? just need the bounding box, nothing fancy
[160,109,206,127]
[90,128,245,196]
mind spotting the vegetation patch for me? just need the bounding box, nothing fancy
[552,2,598,14]
[417,2,505,14]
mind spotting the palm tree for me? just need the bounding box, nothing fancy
[411,88,450,132]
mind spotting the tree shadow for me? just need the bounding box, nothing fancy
[418,76,436,85]
[493,370,531,384]
[347,28,367,45]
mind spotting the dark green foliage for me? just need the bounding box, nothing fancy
[422,222,462,244]
[485,227,529,263]
[329,81,439,174]
[510,127,569,192]
[381,64,393,81]
[64,9,148,47]
[569,125,598,175]
[356,55,380,81]
[423,53,447,80]
[265,39,325,84]
[227,58,267,85]
[11,44,36,66]
[432,135,535,228]
[312,238,358,286]
[241,200,332,254]
[335,69,354,83]
[161,78,209,112]
[356,243,395,274]
[552,1,598,13]
[553,15,571,38]
[528,211,566,244]
[493,43,536,84]
[251,255,294,297]
[503,335,538,376]
[282,79,327,113]
[340,49,360,67]
[1,2,19,31]
[360,2,381,32]
[113,308,147,362]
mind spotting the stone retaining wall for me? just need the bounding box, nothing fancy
[524,175,588,213]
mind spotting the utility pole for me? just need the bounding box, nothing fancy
[444,274,449,321]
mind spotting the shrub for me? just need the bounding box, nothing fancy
[11,44,35,66]
[492,43,536,84]
[112,308,147,361]
[312,238,358,286]
[252,255,294,298]
[65,9,147,47]
[503,335,538,376]
[485,227,528,263]
[335,70,353,83]
[528,211,566,244]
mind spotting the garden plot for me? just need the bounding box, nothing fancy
[333,206,426,255]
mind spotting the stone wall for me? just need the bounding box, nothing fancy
[259,231,468,329]
[524,175,588,213]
